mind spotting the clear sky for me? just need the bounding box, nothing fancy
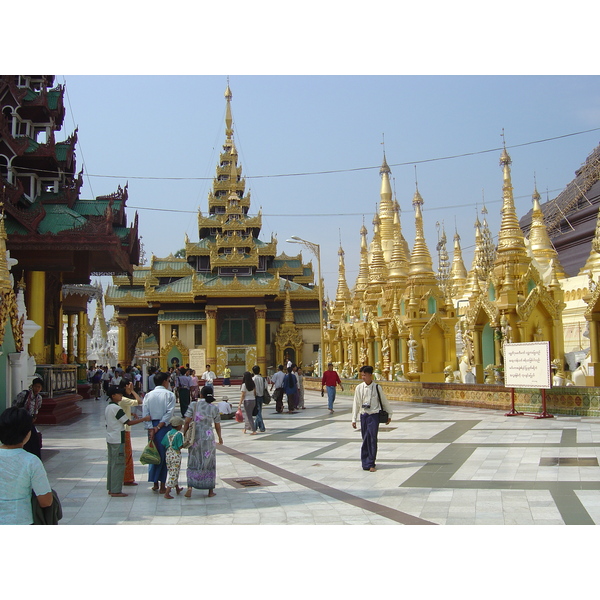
[56,74,600,303]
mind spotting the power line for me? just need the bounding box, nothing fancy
[126,186,565,215]
[79,126,600,182]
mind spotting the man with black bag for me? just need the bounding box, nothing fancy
[351,365,392,472]
[270,364,286,413]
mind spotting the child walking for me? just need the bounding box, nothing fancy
[162,416,185,499]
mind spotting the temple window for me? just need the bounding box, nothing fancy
[194,324,202,346]
[0,156,8,182]
[218,174,229,181]
[428,296,436,314]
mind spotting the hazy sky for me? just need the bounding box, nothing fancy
[57,74,600,302]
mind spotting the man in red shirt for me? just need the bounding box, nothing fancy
[321,362,344,413]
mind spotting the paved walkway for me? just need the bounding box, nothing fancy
[37,388,600,525]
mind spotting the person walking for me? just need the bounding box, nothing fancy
[162,416,185,499]
[239,371,257,434]
[142,371,176,493]
[183,386,223,498]
[296,366,305,409]
[252,365,266,432]
[351,365,393,472]
[270,364,286,413]
[222,365,231,387]
[283,366,299,413]
[176,367,193,417]
[202,364,217,390]
[321,362,344,413]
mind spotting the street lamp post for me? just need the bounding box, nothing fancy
[286,236,324,377]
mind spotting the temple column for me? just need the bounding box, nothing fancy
[67,313,75,363]
[26,271,46,363]
[77,310,88,379]
[474,327,484,384]
[367,336,375,367]
[255,306,267,376]
[116,317,128,369]
[205,306,217,368]
[390,333,396,366]
[587,317,600,386]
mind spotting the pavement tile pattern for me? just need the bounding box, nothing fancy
[37,388,600,525]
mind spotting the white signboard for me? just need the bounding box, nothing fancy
[503,342,551,389]
[189,349,206,374]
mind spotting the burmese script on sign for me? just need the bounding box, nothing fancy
[504,342,551,389]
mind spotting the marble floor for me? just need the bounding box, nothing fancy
[37,387,600,525]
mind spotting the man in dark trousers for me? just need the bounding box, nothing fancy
[351,365,392,472]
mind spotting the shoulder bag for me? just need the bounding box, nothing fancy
[183,405,196,449]
[376,385,389,424]
[262,377,272,404]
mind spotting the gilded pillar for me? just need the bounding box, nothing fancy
[67,313,75,363]
[587,317,600,386]
[206,306,217,367]
[390,333,398,367]
[26,271,46,363]
[367,337,375,367]
[255,306,267,375]
[77,310,88,380]
[116,317,128,368]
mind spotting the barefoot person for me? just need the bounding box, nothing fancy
[183,386,223,498]
[162,416,185,499]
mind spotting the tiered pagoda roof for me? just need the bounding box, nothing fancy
[106,84,318,309]
[0,75,140,282]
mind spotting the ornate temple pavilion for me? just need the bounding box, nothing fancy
[1,75,140,420]
[106,85,322,377]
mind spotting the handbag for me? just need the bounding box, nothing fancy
[140,439,161,465]
[252,400,259,416]
[262,380,272,405]
[183,406,196,449]
[235,408,244,423]
[376,385,389,424]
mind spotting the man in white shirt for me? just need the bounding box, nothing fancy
[270,364,286,413]
[252,365,266,432]
[217,396,234,418]
[202,365,216,389]
[142,372,176,493]
[351,365,392,472]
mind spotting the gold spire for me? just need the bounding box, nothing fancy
[387,200,409,286]
[528,184,566,279]
[282,280,294,324]
[465,211,485,296]
[450,229,468,297]
[225,81,233,141]
[378,153,395,259]
[408,187,435,277]
[334,245,352,307]
[368,213,388,285]
[354,222,370,294]
[579,205,600,275]
[495,143,528,259]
